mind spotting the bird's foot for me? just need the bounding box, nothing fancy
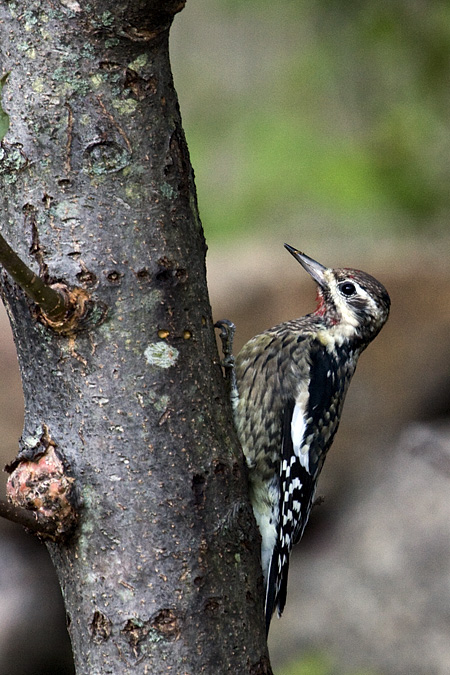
[215,319,237,401]
[215,319,236,370]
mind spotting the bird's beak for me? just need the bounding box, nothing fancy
[284,244,327,288]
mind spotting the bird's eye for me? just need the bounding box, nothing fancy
[339,281,356,296]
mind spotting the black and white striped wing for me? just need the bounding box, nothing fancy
[264,397,316,631]
[264,342,352,630]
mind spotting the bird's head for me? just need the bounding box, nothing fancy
[284,244,390,343]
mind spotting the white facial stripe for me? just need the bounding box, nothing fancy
[328,277,379,327]
[361,288,379,314]
[328,281,358,326]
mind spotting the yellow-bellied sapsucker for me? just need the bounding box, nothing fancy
[217,244,390,634]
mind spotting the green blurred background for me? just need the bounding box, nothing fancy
[171,0,450,245]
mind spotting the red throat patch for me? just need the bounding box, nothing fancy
[314,289,326,316]
[313,289,338,325]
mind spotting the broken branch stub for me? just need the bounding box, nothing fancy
[38,283,108,336]
[0,232,107,334]
[5,425,79,540]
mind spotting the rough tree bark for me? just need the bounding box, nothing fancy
[0,2,272,673]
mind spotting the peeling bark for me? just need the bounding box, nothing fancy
[0,1,271,672]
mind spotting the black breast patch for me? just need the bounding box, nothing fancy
[304,341,354,474]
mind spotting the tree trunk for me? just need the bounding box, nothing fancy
[0,2,271,672]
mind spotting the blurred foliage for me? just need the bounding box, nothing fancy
[171,0,450,241]
[277,653,332,675]
[277,652,379,675]
[277,654,330,675]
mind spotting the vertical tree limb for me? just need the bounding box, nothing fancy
[0,1,271,673]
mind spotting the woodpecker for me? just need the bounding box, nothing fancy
[217,244,390,635]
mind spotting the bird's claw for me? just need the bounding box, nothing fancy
[215,320,238,400]
[215,319,236,368]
